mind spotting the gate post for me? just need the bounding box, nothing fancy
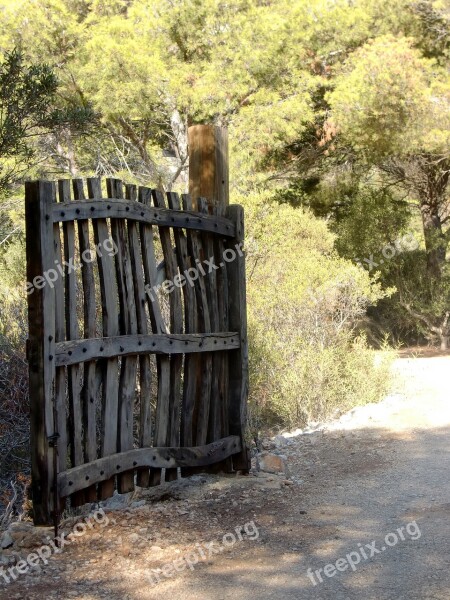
[188,125,250,473]
[188,125,229,209]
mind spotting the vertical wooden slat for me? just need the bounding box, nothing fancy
[52,216,67,477]
[166,193,198,450]
[59,179,84,507]
[182,194,212,447]
[214,205,232,472]
[126,183,153,488]
[107,178,138,493]
[225,205,250,472]
[87,177,120,500]
[138,187,166,334]
[73,178,98,502]
[26,181,56,525]
[138,187,169,486]
[153,191,183,482]
[198,198,222,444]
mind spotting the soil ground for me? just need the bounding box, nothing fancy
[1,351,449,600]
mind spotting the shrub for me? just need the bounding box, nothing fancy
[0,237,29,523]
[239,191,393,434]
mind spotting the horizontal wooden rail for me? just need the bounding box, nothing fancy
[58,435,241,497]
[51,199,235,237]
[55,332,240,366]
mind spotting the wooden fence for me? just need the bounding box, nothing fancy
[25,177,249,526]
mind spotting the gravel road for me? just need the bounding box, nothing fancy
[165,354,450,600]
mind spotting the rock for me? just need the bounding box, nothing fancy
[0,550,16,566]
[128,533,140,544]
[18,526,54,549]
[1,531,13,549]
[100,491,131,510]
[273,435,288,447]
[9,522,34,533]
[260,438,273,450]
[258,452,286,474]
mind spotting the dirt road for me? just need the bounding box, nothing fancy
[1,353,449,599]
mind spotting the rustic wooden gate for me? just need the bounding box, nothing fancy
[25,177,249,526]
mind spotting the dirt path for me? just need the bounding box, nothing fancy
[1,354,449,600]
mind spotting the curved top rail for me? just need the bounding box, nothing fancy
[51,198,236,237]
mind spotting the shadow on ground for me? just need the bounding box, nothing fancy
[2,423,449,600]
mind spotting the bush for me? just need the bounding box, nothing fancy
[0,329,29,524]
[239,191,393,434]
[0,237,30,523]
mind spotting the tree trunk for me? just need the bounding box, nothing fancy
[419,199,446,280]
[416,157,449,280]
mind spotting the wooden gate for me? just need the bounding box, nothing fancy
[25,177,249,526]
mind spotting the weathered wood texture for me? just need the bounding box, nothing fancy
[73,178,98,502]
[126,184,152,487]
[188,125,229,209]
[26,177,248,524]
[182,194,212,447]
[52,201,67,480]
[152,190,183,482]
[167,192,198,451]
[108,179,138,493]
[58,436,241,497]
[52,200,235,236]
[214,204,233,472]
[26,181,57,525]
[225,205,250,472]
[59,180,85,507]
[88,177,120,500]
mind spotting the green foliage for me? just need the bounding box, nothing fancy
[325,30,449,345]
[241,191,392,431]
[409,0,450,62]
[249,324,393,431]
[0,49,58,155]
[372,249,450,346]
[327,35,450,159]
[332,184,412,260]
[0,49,58,190]
[0,47,94,193]
[0,0,85,66]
